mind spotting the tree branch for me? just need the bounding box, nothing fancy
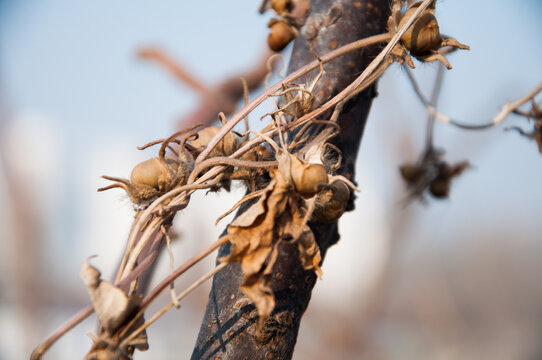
[191,1,390,359]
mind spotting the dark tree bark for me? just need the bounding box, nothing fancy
[191,1,390,359]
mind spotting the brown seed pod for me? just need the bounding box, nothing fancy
[313,180,350,222]
[98,128,202,208]
[188,126,238,157]
[399,163,422,184]
[429,176,449,198]
[99,156,182,207]
[267,19,297,52]
[291,158,329,198]
[429,160,469,198]
[399,7,441,56]
[130,157,178,191]
[270,0,293,15]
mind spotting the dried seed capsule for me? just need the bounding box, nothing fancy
[268,19,297,52]
[291,160,329,198]
[399,8,441,56]
[399,163,422,184]
[188,126,238,157]
[130,157,178,192]
[313,180,350,222]
[270,0,293,14]
[429,176,449,198]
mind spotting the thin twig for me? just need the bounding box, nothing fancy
[425,63,445,148]
[215,188,268,225]
[123,180,222,275]
[429,82,542,130]
[403,64,430,106]
[188,157,278,184]
[138,47,209,94]
[30,305,93,360]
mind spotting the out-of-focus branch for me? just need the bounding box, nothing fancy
[138,46,276,128]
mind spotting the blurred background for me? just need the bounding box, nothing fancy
[1,0,541,359]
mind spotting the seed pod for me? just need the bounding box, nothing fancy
[399,7,441,56]
[130,158,164,189]
[429,160,469,198]
[188,126,238,157]
[240,144,272,162]
[313,180,350,222]
[291,159,329,198]
[429,176,449,198]
[130,157,178,191]
[268,19,297,52]
[270,0,293,14]
[399,163,422,184]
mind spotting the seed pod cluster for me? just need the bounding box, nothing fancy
[400,156,469,200]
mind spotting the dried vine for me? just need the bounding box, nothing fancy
[30,0,541,359]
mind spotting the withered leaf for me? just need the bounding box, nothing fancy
[221,166,322,322]
[80,259,138,334]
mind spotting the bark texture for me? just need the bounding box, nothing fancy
[191,1,390,359]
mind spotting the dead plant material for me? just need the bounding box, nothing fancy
[507,99,542,153]
[268,18,299,52]
[80,259,148,360]
[219,147,326,323]
[400,147,470,202]
[388,0,469,69]
[264,0,307,52]
[312,179,350,222]
[98,128,197,209]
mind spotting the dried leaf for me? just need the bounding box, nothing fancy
[221,164,322,322]
[80,259,137,334]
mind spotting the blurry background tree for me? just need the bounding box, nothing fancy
[1,0,542,359]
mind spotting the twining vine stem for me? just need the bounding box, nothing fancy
[31,2,442,357]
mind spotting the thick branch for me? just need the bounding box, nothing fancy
[191,1,390,359]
